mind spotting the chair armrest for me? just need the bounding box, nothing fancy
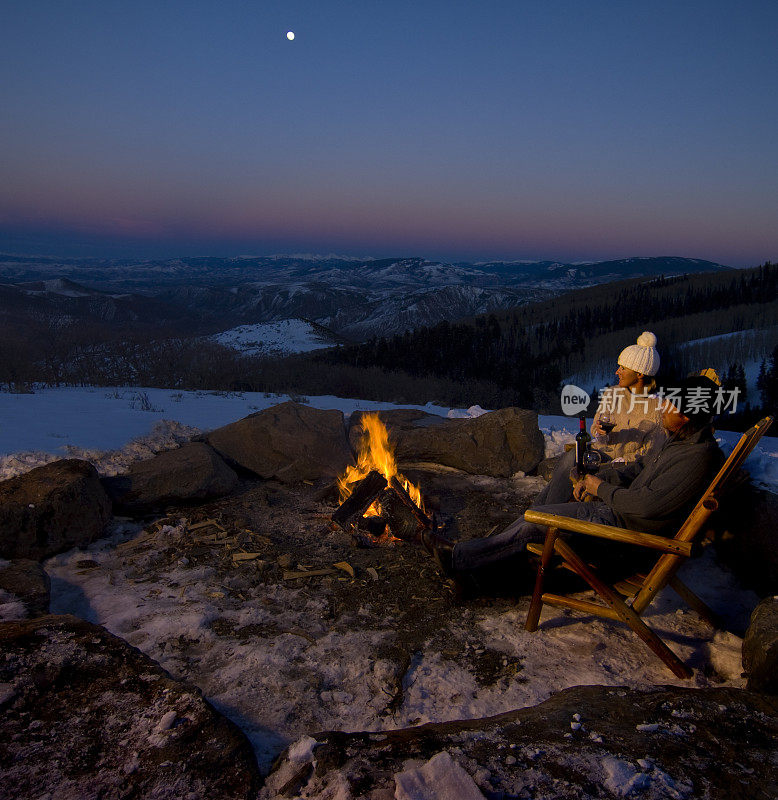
[523,510,692,556]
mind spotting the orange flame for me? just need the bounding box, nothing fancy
[338,413,424,515]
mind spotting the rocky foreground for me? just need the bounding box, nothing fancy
[263,685,778,800]
[0,615,258,800]
[1,402,777,799]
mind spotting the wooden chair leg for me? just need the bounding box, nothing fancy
[525,527,558,632]
[554,539,693,679]
[669,576,722,629]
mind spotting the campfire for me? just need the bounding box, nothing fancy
[333,414,432,543]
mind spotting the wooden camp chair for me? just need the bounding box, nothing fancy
[524,416,773,678]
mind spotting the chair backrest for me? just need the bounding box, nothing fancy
[632,416,773,612]
[676,415,774,543]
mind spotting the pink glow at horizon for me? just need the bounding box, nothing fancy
[1,2,776,267]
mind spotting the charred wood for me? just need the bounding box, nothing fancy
[332,471,387,529]
[377,488,422,541]
[389,476,431,529]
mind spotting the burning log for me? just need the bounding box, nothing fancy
[389,476,431,530]
[376,488,422,541]
[332,470,387,530]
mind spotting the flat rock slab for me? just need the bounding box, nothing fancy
[0,559,50,617]
[205,401,354,484]
[262,685,778,800]
[0,614,260,800]
[349,407,545,477]
[0,459,112,560]
[103,441,239,513]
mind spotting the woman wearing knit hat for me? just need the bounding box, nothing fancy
[535,331,665,506]
[592,330,665,461]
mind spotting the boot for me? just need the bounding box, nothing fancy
[420,528,456,577]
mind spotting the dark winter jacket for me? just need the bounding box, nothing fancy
[595,426,724,534]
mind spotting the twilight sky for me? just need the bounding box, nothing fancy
[1,0,776,266]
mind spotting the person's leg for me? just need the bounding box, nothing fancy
[535,449,613,506]
[452,501,618,573]
[533,448,576,505]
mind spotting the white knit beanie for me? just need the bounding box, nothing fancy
[618,331,660,376]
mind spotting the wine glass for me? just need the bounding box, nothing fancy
[598,412,615,444]
[582,448,602,474]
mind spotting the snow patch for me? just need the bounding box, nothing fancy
[601,756,650,796]
[212,318,338,355]
[395,751,486,800]
[706,631,745,681]
[0,589,27,621]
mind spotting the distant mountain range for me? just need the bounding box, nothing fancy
[0,254,732,340]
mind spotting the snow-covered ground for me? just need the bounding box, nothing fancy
[42,525,757,773]
[212,318,340,355]
[0,386,454,478]
[1,386,775,490]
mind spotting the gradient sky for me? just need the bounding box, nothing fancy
[1,0,777,266]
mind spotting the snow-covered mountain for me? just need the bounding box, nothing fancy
[0,254,732,340]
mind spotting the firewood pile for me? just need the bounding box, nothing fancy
[331,469,433,545]
[330,413,436,546]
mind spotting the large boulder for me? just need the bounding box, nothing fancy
[102,442,239,513]
[204,401,354,484]
[0,614,260,800]
[743,597,778,694]
[262,685,778,799]
[0,559,50,617]
[349,407,544,477]
[0,459,112,561]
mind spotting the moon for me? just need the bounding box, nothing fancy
[286,31,295,41]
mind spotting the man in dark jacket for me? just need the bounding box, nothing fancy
[422,375,725,584]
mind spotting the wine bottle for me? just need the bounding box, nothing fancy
[575,415,591,475]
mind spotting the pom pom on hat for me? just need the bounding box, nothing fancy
[618,331,660,376]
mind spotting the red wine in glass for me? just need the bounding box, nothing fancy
[599,412,615,435]
[582,448,602,474]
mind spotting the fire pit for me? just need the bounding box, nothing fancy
[332,414,432,544]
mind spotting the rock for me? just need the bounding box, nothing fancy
[0,459,112,561]
[536,455,561,481]
[102,442,239,513]
[0,560,50,617]
[349,407,544,477]
[743,597,778,694]
[0,614,260,799]
[261,685,778,800]
[205,401,354,484]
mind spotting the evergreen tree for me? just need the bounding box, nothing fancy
[758,345,778,414]
[723,362,747,401]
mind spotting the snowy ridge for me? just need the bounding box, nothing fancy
[1,387,776,490]
[0,254,733,340]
